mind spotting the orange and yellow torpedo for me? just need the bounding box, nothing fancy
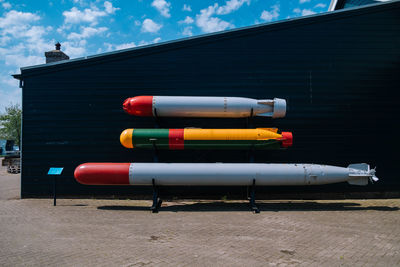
[120,128,292,150]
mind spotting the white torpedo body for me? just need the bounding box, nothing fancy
[123,96,287,118]
[74,163,378,186]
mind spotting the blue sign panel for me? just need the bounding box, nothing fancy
[48,167,64,175]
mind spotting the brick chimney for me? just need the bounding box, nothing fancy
[45,42,69,63]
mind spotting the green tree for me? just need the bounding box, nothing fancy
[0,104,22,147]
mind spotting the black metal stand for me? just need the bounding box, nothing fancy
[53,176,57,206]
[154,108,161,128]
[148,140,161,213]
[150,179,162,213]
[249,179,260,213]
[150,139,159,162]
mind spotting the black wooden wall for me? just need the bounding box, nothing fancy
[19,2,400,198]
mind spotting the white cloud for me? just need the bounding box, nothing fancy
[141,18,162,33]
[62,7,107,25]
[314,3,327,8]
[115,42,136,50]
[137,37,161,46]
[0,10,40,28]
[103,43,114,52]
[182,26,193,36]
[67,26,108,40]
[179,16,194,24]
[195,4,233,33]
[0,11,51,54]
[2,2,11,9]
[105,37,160,52]
[151,0,171,18]
[57,2,118,58]
[293,8,317,16]
[182,4,192,12]
[0,35,10,46]
[139,40,149,46]
[104,1,120,14]
[0,87,21,114]
[62,41,86,58]
[22,26,46,43]
[0,45,22,58]
[0,74,18,87]
[5,54,43,67]
[299,0,311,3]
[134,20,141,26]
[216,0,250,15]
[260,4,279,22]
[0,10,55,113]
[301,9,316,15]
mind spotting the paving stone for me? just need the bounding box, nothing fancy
[0,197,399,266]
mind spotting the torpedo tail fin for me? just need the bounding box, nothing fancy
[348,163,379,185]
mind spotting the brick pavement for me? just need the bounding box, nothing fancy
[0,158,19,200]
[1,166,400,266]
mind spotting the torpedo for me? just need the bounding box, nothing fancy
[74,163,378,186]
[119,128,293,150]
[123,96,287,118]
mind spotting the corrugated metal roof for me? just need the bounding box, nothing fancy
[16,0,399,77]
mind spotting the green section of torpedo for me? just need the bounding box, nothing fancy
[132,129,170,149]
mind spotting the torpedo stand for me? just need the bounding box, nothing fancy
[249,179,260,213]
[150,108,260,213]
[246,147,260,213]
[150,108,160,213]
[149,137,163,213]
[153,108,161,128]
[151,178,162,213]
[246,109,259,213]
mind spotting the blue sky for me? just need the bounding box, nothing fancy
[0,0,331,112]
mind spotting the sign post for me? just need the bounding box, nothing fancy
[48,167,64,206]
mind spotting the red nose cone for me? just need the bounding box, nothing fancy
[123,96,153,116]
[122,98,131,113]
[281,132,293,148]
[74,163,131,185]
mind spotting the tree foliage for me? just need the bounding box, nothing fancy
[0,104,21,147]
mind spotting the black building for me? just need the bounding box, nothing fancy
[14,1,400,198]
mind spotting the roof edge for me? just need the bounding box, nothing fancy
[12,74,22,80]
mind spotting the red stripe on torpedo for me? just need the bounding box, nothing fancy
[74,163,130,185]
[169,129,184,150]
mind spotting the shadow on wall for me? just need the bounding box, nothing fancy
[97,201,399,212]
